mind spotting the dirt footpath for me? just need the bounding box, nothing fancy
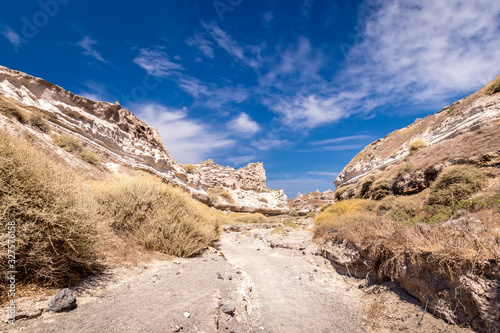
[2,226,471,333]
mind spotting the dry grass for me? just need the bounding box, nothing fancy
[53,133,100,165]
[218,191,233,202]
[481,74,500,95]
[93,174,222,257]
[0,97,29,123]
[428,165,487,205]
[228,213,267,224]
[0,130,99,289]
[408,138,427,154]
[29,113,50,133]
[182,163,195,173]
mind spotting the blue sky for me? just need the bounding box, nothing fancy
[1,0,500,197]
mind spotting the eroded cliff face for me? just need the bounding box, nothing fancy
[186,159,288,214]
[288,190,335,215]
[334,83,500,195]
[0,65,288,213]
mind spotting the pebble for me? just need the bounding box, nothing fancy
[221,304,236,315]
[217,272,224,280]
[183,312,191,318]
[173,260,180,265]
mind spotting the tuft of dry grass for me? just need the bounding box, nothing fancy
[219,191,233,202]
[408,138,427,154]
[481,74,500,95]
[93,174,222,257]
[53,133,100,165]
[0,130,99,288]
[229,213,267,224]
[29,113,50,133]
[182,163,195,173]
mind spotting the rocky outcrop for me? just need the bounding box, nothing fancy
[334,89,500,190]
[0,65,288,213]
[288,190,335,214]
[186,159,288,214]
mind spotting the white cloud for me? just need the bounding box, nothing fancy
[201,21,264,69]
[2,27,21,47]
[313,135,371,145]
[135,103,235,164]
[186,33,214,58]
[133,48,183,77]
[77,36,108,63]
[227,113,260,138]
[343,0,500,103]
[307,171,339,177]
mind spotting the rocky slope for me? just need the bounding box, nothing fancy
[0,65,288,213]
[288,190,335,215]
[335,80,500,195]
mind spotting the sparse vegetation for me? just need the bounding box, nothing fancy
[397,163,412,176]
[230,213,267,224]
[0,131,99,287]
[371,179,393,200]
[289,209,299,217]
[305,211,316,218]
[408,138,427,154]
[182,163,196,173]
[482,74,500,95]
[334,185,351,201]
[93,174,222,257]
[29,113,51,133]
[53,133,100,165]
[219,191,233,202]
[0,103,28,123]
[427,165,487,205]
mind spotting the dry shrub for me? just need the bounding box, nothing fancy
[371,179,393,200]
[0,131,99,287]
[408,138,427,154]
[53,133,84,153]
[93,174,221,257]
[481,74,500,95]
[0,103,28,123]
[428,165,487,205]
[29,113,50,133]
[314,199,377,236]
[377,196,421,222]
[80,149,99,165]
[230,213,267,224]
[182,163,196,173]
[334,185,351,201]
[219,191,233,202]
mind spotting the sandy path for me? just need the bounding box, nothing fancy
[3,227,365,333]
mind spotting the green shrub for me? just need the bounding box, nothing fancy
[93,174,221,257]
[182,164,196,173]
[289,209,299,217]
[408,138,427,154]
[0,131,98,287]
[371,179,393,200]
[397,163,412,176]
[428,165,487,205]
[358,175,375,198]
[29,113,50,133]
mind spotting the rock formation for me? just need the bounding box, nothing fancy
[334,81,500,197]
[288,190,335,215]
[0,65,288,213]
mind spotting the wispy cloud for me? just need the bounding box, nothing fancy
[267,175,333,197]
[227,113,260,138]
[307,171,339,177]
[77,36,108,63]
[260,11,274,28]
[135,103,235,163]
[313,135,371,145]
[201,21,264,69]
[186,33,214,58]
[133,47,183,76]
[321,144,366,151]
[299,0,315,22]
[2,27,21,47]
